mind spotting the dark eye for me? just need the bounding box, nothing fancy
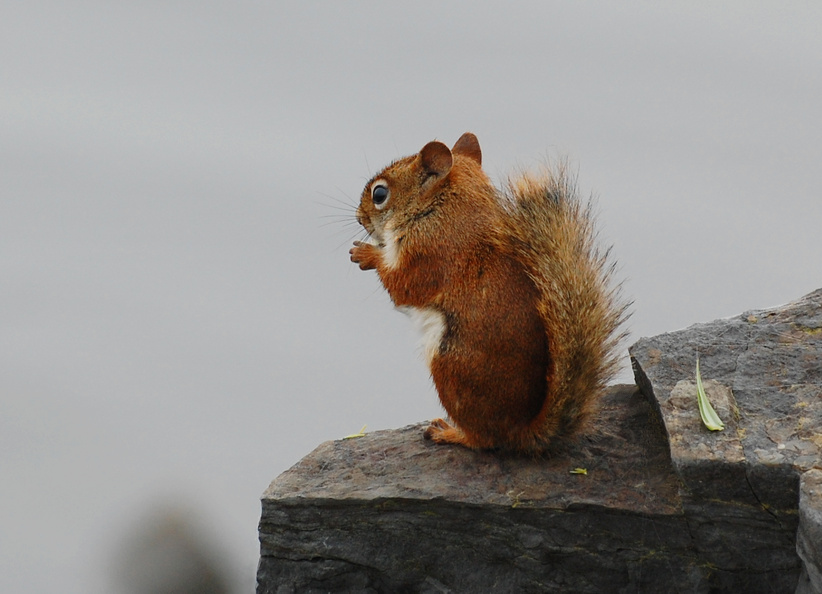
[371,183,389,209]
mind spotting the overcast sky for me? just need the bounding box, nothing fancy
[2,2,821,592]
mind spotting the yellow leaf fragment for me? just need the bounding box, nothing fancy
[343,425,368,439]
[570,468,588,475]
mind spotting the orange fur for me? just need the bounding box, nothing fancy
[350,133,628,454]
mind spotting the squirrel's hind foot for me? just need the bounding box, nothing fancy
[424,418,473,447]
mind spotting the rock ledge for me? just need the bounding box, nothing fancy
[258,288,822,593]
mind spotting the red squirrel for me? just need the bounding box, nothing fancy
[350,133,628,454]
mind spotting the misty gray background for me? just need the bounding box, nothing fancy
[2,2,820,592]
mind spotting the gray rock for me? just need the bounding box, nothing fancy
[258,288,821,593]
[797,469,822,594]
[258,385,799,593]
[630,287,822,594]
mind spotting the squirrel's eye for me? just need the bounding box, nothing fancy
[371,183,389,209]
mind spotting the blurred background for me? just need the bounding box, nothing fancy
[2,2,820,592]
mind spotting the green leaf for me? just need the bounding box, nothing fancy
[696,358,724,431]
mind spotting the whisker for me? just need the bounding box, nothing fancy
[318,212,357,222]
[317,201,355,213]
[363,149,371,178]
[317,212,357,223]
[320,221,360,234]
[318,188,358,207]
[335,228,370,253]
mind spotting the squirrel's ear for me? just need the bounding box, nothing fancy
[452,132,482,165]
[420,141,453,178]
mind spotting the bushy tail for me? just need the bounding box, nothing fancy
[501,163,630,453]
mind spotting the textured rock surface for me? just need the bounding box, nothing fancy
[630,287,822,594]
[797,470,822,594]
[258,385,801,593]
[258,288,822,594]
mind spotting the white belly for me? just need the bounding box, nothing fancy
[398,306,446,366]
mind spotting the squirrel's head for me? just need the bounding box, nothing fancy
[355,132,483,244]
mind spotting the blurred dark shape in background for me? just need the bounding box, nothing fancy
[111,503,234,594]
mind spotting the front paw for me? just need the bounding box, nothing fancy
[350,240,380,270]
